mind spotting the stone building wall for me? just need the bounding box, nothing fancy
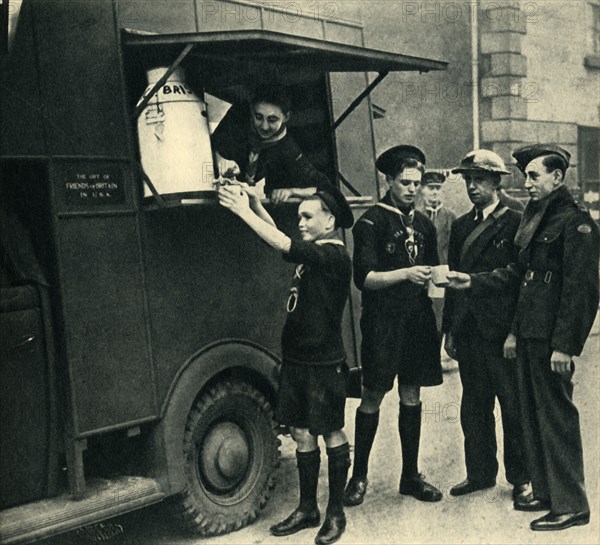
[479,0,599,201]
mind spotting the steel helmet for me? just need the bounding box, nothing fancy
[451,149,511,175]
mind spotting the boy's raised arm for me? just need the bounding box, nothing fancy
[218,185,291,253]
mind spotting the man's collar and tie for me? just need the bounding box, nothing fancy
[473,199,501,224]
[460,200,509,264]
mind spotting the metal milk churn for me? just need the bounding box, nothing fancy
[137,67,214,197]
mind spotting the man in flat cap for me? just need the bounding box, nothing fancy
[447,144,599,531]
[344,145,443,507]
[218,182,354,545]
[442,149,530,504]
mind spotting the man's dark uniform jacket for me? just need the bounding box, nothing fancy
[469,185,599,514]
[470,186,599,356]
[442,202,528,486]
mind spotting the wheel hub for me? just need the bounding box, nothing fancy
[200,422,250,492]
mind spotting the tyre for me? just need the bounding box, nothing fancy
[174,380,280,536]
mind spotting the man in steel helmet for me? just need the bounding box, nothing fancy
[442,150,530,504]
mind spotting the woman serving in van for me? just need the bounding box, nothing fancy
[211,84,330,204]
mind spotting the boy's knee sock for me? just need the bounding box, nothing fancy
[297,448,320,512]
[399,402,421,479]
[351,410,379,480]
[326,443,351,516]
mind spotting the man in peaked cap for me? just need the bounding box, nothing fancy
[417,171,457,265]
[447,144,599,531]
[218,182,354,545]
[416,171,457,349]
[442,149,530,503]
[344,145,444,507]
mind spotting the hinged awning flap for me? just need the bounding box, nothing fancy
[123,29,447,73]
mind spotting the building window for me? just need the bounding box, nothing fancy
[579,126,600,221]
[585,2,600,68]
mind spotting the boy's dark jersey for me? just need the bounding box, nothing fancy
[281,239,352,366]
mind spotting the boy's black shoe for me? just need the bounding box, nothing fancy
[270,508,320,536]
[343,477,368,506]
[315,513,346,545]
[399,474,443,502]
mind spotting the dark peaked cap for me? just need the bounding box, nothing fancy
[421,172,446,186]
[376,145,426,177]
[512,144,571,173]
[315,183,354,229]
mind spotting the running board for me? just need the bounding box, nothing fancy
[0,476,166,544]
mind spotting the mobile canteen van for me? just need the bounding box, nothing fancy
[0,1,446,542]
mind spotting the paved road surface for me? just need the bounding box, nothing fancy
[48,323,599,545]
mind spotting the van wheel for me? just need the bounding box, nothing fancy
[174,380,280,536]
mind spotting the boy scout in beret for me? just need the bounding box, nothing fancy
[344,145,443,507]
[218,182,354,545]
[442,150,530,502]
[447,144,599,531]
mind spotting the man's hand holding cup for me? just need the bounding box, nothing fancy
[446,271,472,290]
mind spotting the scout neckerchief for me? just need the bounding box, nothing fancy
[512,188,563,249]
[376,201,418,264]
[286,238,345,313]
[245,111,288,184]
[460,203,509,263]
